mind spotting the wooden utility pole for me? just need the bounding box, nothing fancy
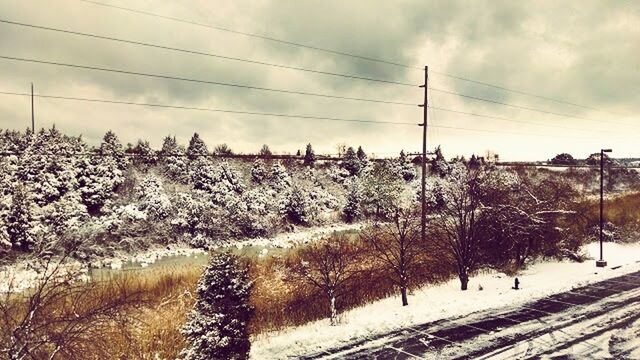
[31,83,35,133]
[419,66,428,245]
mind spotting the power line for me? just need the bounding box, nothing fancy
[428,105,623,135]
[0,90,605,140]
[0,19,418,87]
[0,55,418,106]
[76,0,618,115]
[429,70,617,114]
[429,87,637,128]
[0,91,417,126]
[77,0,418,70]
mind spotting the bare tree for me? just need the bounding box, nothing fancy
[362,207,420,306]
[0,241,145,359]
[426,163,490,290]
[287,236,361,325]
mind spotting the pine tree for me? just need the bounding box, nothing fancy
[343,183,363,222]
[356,146,367,162]
[131,139,157,168]
[250,159,267,184]
[160,135,188,181]
[270,162,292,190]
[342,147,361,176]
[282,186,309,225]
[100,130,127,170]
[430,145,449,177]
[398,150,416,181]
[303,143,316,167]
[187,133,209,160]
[6,185,35,251]
[181,252,254,360]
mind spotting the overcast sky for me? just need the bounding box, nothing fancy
[0,0,638,160]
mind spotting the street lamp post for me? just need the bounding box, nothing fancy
[596,148,612,268]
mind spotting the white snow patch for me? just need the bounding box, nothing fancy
[250,241,640,359]
[222,222,366,250]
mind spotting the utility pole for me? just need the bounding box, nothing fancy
[419,66,428,245]
[597,148,612,267]
[31,83,35,133]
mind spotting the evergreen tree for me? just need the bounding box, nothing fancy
[160,135,188,181]
[303,143,316,167]
[343,183,363,222]
[282,186,309,224]
[356,146,367,161]
[131,139,157,168]
[250,159,267,184]
[99,130,127,170]
[295,149,301,157]
[342,147,361,176]
[430,145,449,177]
[181,252,253,360]
[469,154,482,169]
[187,133,209,160]
[6,185,35,251]
[398,150,416,181]
[270,162,292,190]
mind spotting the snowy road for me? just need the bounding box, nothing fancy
[302,270,640,360]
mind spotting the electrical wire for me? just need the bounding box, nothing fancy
[0,19,419,87]
[0,55,418,106]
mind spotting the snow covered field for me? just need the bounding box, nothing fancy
[250,241,640,359]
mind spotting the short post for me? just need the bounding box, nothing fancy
[513,277,520,290]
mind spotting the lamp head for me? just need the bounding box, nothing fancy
[602,149,612,153]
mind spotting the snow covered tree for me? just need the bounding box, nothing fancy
[281,186,309,225]
[99,130,127,171]
[303,143,316,167]
[287,236,361,325]
[187,133,209,160]
[430,145,449,177]
[181,252,253,360]
[250,159,267,184]
[160,135,188,181]
[397,150,417,181]
[270,161,292,190]
[342,182,363,223]
[6,185,36,251]
[130,139,157,169]
[360,163,406,219]
[135,174,171,219]
[342,146,361,176]
[76,154,123,214]
[40,192,88,236]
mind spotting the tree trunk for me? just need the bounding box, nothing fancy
[400,285,408,306]
[329,295,338,326]
[459,272,469,291]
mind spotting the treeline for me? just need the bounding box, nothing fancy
[0,127,419,261]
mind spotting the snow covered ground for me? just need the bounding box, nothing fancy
[250,241,640,359]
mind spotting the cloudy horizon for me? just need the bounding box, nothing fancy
[0,0,638,161]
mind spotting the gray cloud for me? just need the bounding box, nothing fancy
[0,0,638,161]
